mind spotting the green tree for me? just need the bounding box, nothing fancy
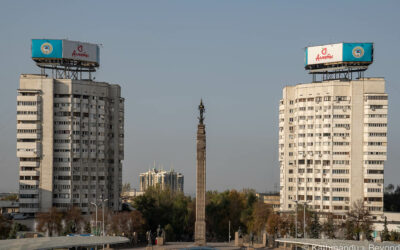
[0,214,11,240]
[266,213,280,238]
[63,206,84,235]
[390,230,400,241]
[322,213,335,239]
[84,221,91,234]
[381,217,390,241]
[250,202,271,234]
[36,207,63,236]
[8,222,28,239]
[309,212,321,239]
[109,210,145,239]
[133,186,194,241]
[345,200,373,240]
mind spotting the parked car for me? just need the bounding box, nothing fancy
[13,213,28,220]
[1,213,13,220]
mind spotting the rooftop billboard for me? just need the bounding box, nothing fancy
[32,39,100,65]
[305,43,373,67]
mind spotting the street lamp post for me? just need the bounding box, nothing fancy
[91,202,98,236]
[100,198,108,236]
[292,200,299,238]
[302,201,311,238]
[228,220,231,243]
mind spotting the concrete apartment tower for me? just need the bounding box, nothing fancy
[195,100,206,245]
[17,75,124,215]
[279,78,387,216]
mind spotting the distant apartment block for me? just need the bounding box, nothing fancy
[17,74,124,215]
[256,193,280,212]
[279,78,387,216]
[140,168,184,193]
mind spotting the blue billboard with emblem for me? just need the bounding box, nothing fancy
[32,39,63,59]
[342,43,373,62]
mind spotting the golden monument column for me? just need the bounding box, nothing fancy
[195,99,206,245]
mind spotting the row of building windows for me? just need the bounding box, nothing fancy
[17,101,40,106]
[54,184,71,190]
[333,160,350,165]
[19,176,39,180]
[287,187,354,193]
[365,160,385,165]
[366,142,387,146]
[54,167,71,172]
[55,94,106,101]
[17,129,39,134]
[17,111,38,115]
[53,193,70,199]
[289,178,350,183]
[364,179,384,183]
[367,188,382,192]
[332,169,349,174]
[365,123,387,127]
[366,95,387,100]
[20,203,39,208]
[72,176,106,181]
[367,114,387,118]
[364,151,386,155]
[370,105,386,110]
[367,170,384,174]
[20,194,38,198]
[368,133,387,137]
[19,184,38,190]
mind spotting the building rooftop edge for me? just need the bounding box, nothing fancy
[283,77,385,88]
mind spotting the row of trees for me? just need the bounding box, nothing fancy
[133,188,400,242]
[34,206,145,238]
[266,201,374,240]
[2,186,400,242]
[132,188,270,242]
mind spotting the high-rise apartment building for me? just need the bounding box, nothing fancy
[17,74,124,215]
[279,78,387,215]
[140,168,184,193]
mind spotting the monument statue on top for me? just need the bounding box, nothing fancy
[195,99,206,246]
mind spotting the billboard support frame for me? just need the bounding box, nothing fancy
[310,66,367,82]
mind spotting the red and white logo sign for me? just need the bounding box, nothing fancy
[63,40,98,63]
[307,43,343,65]
[315,47,333,61]
[72,44,89,58]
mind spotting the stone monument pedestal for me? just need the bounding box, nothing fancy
[156,237,164,246]
[235,232,243,247]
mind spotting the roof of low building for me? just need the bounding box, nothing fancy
[276,238,400,249]
[0,201,19,208]
[0,236,129,250]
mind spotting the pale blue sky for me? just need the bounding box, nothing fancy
[0,1,399,194]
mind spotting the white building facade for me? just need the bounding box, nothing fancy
[279,78,387,216]
[17,74,124,215]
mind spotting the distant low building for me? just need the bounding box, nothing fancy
[0,200,19,214]
[140,168,184,193]
[256,193,280,212]
[121,188,144,204]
